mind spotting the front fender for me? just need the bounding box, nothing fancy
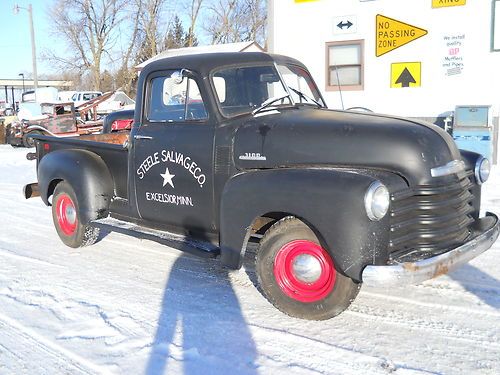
[219,168,407,281]
[38,149,113,223]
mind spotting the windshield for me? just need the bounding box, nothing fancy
[41,104,54,115]
[277,64,324,107]
[212,64,324,117]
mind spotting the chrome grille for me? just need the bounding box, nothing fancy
[389,172,475,262]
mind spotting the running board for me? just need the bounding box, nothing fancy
[91,217,220,259]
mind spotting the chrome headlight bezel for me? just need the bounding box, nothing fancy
[364,181,390,221]
[474,157,490,185]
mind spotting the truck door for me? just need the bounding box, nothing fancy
[133,70,215,233]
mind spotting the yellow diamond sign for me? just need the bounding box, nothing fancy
[376,15,428,57]
[391,62,421,88]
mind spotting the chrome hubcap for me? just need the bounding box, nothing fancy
[292,254,322,283]
[65,205,76,224]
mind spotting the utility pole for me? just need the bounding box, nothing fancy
[28,4,38,92]
[267,0,274,53]
[14,4,38,99]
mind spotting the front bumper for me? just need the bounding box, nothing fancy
[362,212,499,287]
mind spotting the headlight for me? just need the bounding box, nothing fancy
[364,181,390,221]
[474,157,490,184]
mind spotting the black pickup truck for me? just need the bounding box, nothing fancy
[25,52,499,320]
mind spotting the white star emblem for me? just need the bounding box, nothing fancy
[160,167,175,188]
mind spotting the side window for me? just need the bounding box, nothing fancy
[326,40,364,91]
[148,73,207,122]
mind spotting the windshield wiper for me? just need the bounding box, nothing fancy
[288,87,323,108]
[252,93,291,116]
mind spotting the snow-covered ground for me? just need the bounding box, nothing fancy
[0,144,499,375]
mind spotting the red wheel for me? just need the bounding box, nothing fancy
[273,240,336,303]
[51,181,100,248]
[256,217,360,320]
[55,194,78,236]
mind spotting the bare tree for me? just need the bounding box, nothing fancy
[135,0,167,63]
[204,0,266,46]
[113,0,143,95]
[205,0,242,44]
[244,0,266,44]
[185,0,205,47]
[46,0,127,91]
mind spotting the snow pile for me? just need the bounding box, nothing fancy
[0,145,498,374]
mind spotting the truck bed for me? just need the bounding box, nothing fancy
[77,132,130,145]
[33,132,130,198]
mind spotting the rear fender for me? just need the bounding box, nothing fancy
[38,149,113,224]
[219,168,407,281]
[26,125,57,137]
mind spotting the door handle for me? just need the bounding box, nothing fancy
[134,135,153,140]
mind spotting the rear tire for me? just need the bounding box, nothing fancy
[256,217,360,320]
[51,181,100,248]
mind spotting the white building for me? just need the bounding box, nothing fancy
[268,0,500,163]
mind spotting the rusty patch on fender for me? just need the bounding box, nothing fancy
[432,263,449,278]
[402,262,450,279]
[402,263,420,272]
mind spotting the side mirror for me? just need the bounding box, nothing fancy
[171,71,184,84]
[170,69,194,84]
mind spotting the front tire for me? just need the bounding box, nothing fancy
[51,181,100,248]
[256,217,360,320]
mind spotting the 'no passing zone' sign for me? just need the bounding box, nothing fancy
[376,15,428,57]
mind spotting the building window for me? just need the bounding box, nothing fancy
[493,0,500,51]
[326,40,364,91]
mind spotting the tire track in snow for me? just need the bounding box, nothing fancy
[416,279,500,295]
[245,323,436,375]
[0,194,48,212]
[0,311,108,375]
[0,211,53,232]
[0,247,64,268]
[345,304,500,349]
[0,281,152,350]
[360,291,500,317]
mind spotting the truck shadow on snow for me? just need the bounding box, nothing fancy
[449,264,500,309]
[130,220,259,375]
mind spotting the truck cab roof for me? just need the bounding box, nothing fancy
[140,52,308,78]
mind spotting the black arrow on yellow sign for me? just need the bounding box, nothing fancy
[395,67,416,87]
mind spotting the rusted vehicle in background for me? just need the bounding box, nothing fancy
[7,102,102,147]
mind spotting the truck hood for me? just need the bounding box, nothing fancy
[233,107,462,186]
